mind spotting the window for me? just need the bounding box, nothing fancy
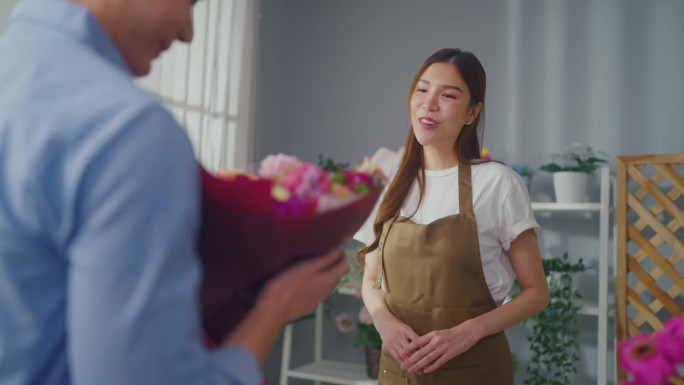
[138,0,259,172]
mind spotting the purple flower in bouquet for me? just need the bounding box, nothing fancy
[273,196,312,217]
[339,170,374,194]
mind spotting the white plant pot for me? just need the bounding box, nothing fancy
[553,171,589,203]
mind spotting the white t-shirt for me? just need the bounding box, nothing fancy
[354,150,539,304]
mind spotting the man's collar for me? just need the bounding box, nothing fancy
[10,0,131,76]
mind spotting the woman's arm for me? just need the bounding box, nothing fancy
[361,249,420,362]
[466,228,549,334]
[401,229,549,374]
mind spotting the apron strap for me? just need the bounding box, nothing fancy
[458,162,474,215]
[376,214,398,293]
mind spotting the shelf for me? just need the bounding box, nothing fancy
[531,202,601,211]
[285,360,373,385]
[336,286,358,296]
[577,300,599,316]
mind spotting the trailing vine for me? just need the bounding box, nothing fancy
[524,252,587,385]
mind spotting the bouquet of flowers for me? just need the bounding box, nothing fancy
[618,315,684,385]
[198,154,385,343]
[255,153,383,216]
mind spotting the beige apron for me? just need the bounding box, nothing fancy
[377,163,513,385]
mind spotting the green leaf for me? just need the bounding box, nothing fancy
[525,251,585,385]
[317,154,350,172]
[539,163,563,173]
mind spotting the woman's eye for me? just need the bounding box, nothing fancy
[443,93,456,99]
[416,88,427,93]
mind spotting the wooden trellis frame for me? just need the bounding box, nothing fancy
[616,154,684,384]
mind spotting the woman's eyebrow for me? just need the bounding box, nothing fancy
[418,79,464,94]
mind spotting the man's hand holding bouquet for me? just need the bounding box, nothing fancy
[198,154,385,344]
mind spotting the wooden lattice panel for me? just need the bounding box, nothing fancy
[616,154,684,384]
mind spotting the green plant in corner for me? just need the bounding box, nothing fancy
[524,252,587,385]
[539,142,608,174]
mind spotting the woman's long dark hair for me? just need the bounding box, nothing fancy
[357,48,487,266]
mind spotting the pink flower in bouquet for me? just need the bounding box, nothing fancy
[258,154,301,181]
[258,154,329,216]
[282,163,331,202]
[618,334,677,385]
[341,170,375,194]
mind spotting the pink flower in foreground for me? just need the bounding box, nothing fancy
[335,313,354,333]
[657,316,684,363]
[358,306,373,325]
[619,334,676,385]
[663,315,684,338]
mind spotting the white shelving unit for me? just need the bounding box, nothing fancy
[279,166,612,385]
[279,287,374,385]
[531,166,612,385]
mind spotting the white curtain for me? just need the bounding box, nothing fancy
[492,0,684,165]
[138,0,260,172]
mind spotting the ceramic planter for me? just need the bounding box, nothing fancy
[553,171,589,203]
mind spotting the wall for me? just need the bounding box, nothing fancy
[256,0,684,384]
[256,0,684,168]
[0,0,17,33]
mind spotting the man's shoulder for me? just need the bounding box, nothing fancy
[1,29,159,120]
[0,32,184,165]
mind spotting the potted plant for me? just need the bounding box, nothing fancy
[525,252,587,385]
[336,306,383,379]
[539,142,608,203]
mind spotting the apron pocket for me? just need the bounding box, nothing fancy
[380,367,410,385]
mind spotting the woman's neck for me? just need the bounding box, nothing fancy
[422,146,458,170]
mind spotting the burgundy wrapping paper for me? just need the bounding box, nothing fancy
[197,166,382,343]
